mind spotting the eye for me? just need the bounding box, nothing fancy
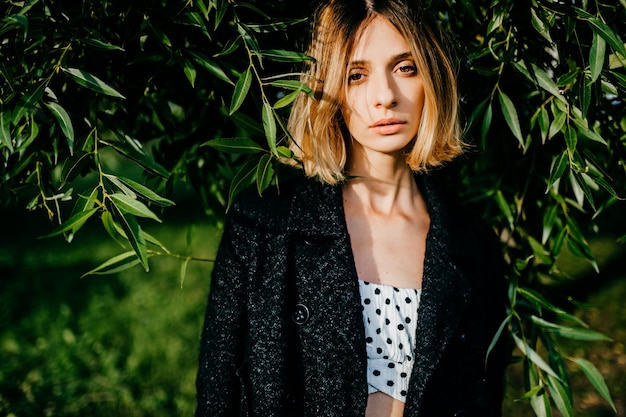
[348,70,366,84]
[395,61,417,75]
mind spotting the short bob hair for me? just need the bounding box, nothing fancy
[286,0,463,184]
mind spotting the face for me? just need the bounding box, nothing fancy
[341,16,425,164]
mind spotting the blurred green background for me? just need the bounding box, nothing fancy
[1,196,624,417]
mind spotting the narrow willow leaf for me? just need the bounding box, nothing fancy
[513,334,560,380]
[262,100,278,155]
[531,316,611,342]
[273,90,300,109]
[0,110,13,152]
[538,107,549,143]
[276,146,294,159]
[514,61,566,103]
[527,235,552,265]
[39,208,99,238]
[80,251,140,277]
[189,51,234,85]
[203,137,264,154]
[498,90,525,149]
[269,80,314,96]
[180,257,190,288]
[13,82,46,123]
[142,230,170,253]
[548,152,568,189]
[44,102,75,155]
[548,106,567,140]
[101,210,126,245]
[115,176,175,207]
[580,77,592,118]
[486,315,510,366]
[572,358,616,412]
[214,37,242,57]
[111,204,149,271]
[541,204,558,244]
[106,141,170,178]
[227,159,257,211]
[109,193,162,222]
[237,23,261,55]
[590,32,606,83]
[568,171,588,208]
[81,37,125,51]
[530,8,552,42]
[547,374,573,417]
[480,103,492,149]
[69,188,99,238]
[105,174,137,198]
[230,67,252,115]
[564,124,577,157]
[183,58,197,87]
[62,67,125,99]
[518,384,543,401]
[214,0,228,30]
[578,9,626,59]
[495,190,514,229]
[261,49,314,62]
[256,154,274,195]
[518,287,587,327]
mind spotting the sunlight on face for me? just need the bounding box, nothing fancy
[342,16,426,163]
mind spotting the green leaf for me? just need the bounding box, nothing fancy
[39,208,99,239]
[498,90,524,149]
[513,334,560,380]
[13,82,47,124]
[273,90,300,109]
[538,106,549,143]
[230,67,252,115]
[541,204,558,244]
[81,251,142,277]
[183,58,197,87]
[590,32,606,83]
[514,61,567,104]
[518,287,587,327]
[110,204,149,271]
[44,102,75,155]
[527,235,552,265]
[237,23,260,55]
[572,358,616,412]
[107,175,174,207]
[262,100,278,155]
[480,102,492,149]
[226,159,257,211]
[548,104,567,140]
[495,190,514,229]
[256,154,274,195]
[261,49,314,62]
[0,110,13,152]
[109,193,162,222]
[530,316,612,341]
[546,374,573,417]
[564,124,577,157]
[62,67,125,99]
[106,141,170,178]
[203,137,264,154]
[189,51,234,85]
[575,8,626,60]
[530,8,552,42]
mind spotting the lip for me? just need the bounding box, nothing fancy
[370,118,406,135]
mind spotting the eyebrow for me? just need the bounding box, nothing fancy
[348,52,413,67]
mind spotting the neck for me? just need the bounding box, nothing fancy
[344,151,419,215]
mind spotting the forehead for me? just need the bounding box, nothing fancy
[349,15,411,60]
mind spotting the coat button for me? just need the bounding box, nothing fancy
[291,303,310,325]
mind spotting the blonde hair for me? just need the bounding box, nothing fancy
[286,0,463,184]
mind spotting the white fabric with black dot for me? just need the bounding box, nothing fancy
[358,280,421,402]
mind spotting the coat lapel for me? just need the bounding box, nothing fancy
[404,174,472,414]
[284,174,472,413]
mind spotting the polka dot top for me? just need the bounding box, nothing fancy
[358,280,421,402]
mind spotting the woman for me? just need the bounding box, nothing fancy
[196,0,509,416]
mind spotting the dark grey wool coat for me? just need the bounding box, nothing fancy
[196,171,509,417]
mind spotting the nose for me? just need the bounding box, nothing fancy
[371,73,397,108]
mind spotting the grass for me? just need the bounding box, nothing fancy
[0,199,624,416]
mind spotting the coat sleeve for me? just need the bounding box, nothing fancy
[195,211,254,417]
